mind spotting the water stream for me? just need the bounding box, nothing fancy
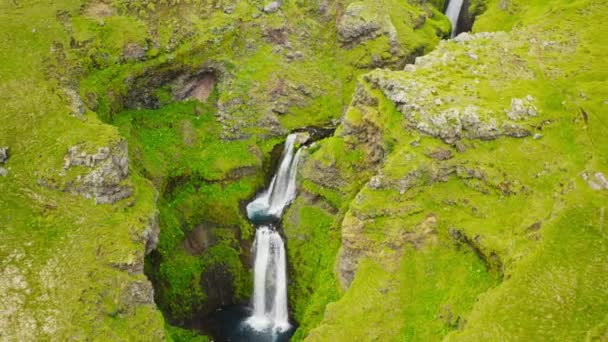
[445,0,464,37]
[246,133,301,333]
[208,134,300,341]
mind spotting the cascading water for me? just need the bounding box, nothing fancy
[247,227,290,332]
[247,134,302,222]
[245,133,302,334]
[445,0,464,38]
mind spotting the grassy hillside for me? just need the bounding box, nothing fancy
[288,0,608,340]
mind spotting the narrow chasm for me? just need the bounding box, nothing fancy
[91,62,337,339]
[72,1,453,339]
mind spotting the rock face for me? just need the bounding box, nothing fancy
[337,2,384,45]
[63,141,132,204]
[38,141,132,204]
[365,32,543,144]
[336,0,450,69]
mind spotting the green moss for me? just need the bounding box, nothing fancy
[307,244,497,341]
[283,199,342,340]
[166,324,210,342]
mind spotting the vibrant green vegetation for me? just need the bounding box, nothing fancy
[2,0,605,340]
[293,0,608,340]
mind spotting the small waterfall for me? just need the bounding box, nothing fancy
[245,133,302,333]
[247,227,290,332]
[247,134,302,222]
[445,0,464,38]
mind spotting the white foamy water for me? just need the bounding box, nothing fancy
[445,0,464,38]
[246,133,303,333]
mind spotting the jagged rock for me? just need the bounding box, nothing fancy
[64,146,111,169]
[63,88,85,117]
[125,280,155,305]
[337,2,383,45]
[43,141,132,204]
[263,1,282,13]
[506,96,537,120]
[143,213,160,255]
[502,123,531,138]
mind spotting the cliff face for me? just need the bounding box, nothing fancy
[286,0,608,340]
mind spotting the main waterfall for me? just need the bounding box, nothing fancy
[445,0,464,37]
[245,133,301,333]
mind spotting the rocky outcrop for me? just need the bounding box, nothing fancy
[337,212,438,288]
[263,1,282,14]
[38,141,132,204]
[337,2,385,45]
[362,31,547,143]
[337,0,449,69]
[143,212,160,255]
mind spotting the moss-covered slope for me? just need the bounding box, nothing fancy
[286,0,608,340]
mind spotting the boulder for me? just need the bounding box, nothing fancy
[263,1,282,14]
[337,2,383,45]
[0,146,8,164]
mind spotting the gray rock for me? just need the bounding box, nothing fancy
[0,146,8,164]
[0,167,8,177]
[337,2,382,45]
[263,1,281,13]
[431,109,462,144]
[502,123,531,138]
[295,132,311,145]
[595,172,608,190]
[143,213,160,255]
[467,118,500,141]
[64,88,85,117]
[461,106,480,129]
[56,141,132,204]
[506,96,537,120]
[122,43,146,61]
[369,175,384,190]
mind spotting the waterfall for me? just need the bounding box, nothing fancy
[247,227,290,332]
[445,0,464,38]
[246,133,302,333]
[247,134,302,222]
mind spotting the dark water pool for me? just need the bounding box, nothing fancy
[206,305,296,342]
